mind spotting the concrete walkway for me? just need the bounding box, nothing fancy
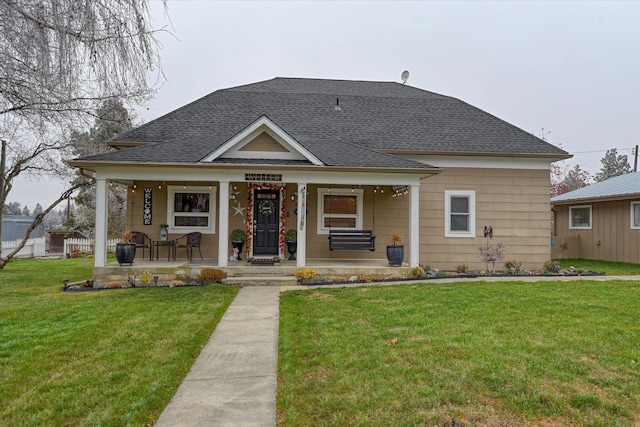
[155,287,279,427]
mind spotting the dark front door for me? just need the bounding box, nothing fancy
[253,189,279,256]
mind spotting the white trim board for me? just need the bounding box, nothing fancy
[200,115,323,165]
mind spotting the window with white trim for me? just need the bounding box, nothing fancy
[167,185,217,233]
[317,188,363,234]
[445,190,476,238]
[631,201,640,229]
[569,205,591,229]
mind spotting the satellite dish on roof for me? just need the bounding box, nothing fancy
[401,70,410,84]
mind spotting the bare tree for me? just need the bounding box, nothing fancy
[0,0,166,267]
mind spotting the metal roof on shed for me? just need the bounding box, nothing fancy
[551,171,640,203]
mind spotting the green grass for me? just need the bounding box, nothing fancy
[278,281,640,426]
[0,258,240,426]
[555,258,640,276]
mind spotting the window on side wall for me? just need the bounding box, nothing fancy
[631,201,640,229]
[317,188,363,234]
[444,190,475,238]
[167,185,217,233]
[569,205,591,229]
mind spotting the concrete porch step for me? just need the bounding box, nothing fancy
[222,275,297,286]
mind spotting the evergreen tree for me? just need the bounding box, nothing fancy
[5,202,22,215]
[71,100,133,237]
[562,164,591,192]
[32,203,43,216]
[595,148,631,182]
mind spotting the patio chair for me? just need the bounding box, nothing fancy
[175,232,203,262]
[131,231,152,261]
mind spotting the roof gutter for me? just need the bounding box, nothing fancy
[67,159,442,176]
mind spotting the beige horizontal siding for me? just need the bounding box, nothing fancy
[125,169,555,269]
[554,200,640,264]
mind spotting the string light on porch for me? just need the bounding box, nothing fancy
[131,182,137,193]
[373,186,384,194]
[392,186,409,197]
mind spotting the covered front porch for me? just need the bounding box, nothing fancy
[88,166,434,287]
[92,257,416,287]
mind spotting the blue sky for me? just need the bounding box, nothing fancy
[13,0,640,210]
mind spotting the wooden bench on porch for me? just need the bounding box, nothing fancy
[328,230,377,251]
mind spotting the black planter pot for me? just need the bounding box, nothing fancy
[286,241,297,261]
[115,243,136,266]
[231,241,244,260]
[386,245,404,266]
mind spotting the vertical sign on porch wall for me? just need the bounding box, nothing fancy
[143,187,152,225]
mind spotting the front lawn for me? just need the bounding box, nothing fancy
[278,280,640,426]
[0,258,240,426]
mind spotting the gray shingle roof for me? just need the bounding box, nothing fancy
[551,171,640,203]
[74,77,568,168]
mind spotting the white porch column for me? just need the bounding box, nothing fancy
[218,181,229,267]
[409,184,420,267]
[296,182,307,267]
[94,178,108,267]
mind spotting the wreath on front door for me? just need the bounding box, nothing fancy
[258,199,277,216]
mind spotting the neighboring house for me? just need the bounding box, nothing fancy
[69,77,569,274]
[551,171,640,263]
[1,215,43,242]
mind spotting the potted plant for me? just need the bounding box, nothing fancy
[230,228,246,260]
[115,231,136,266]
[159,223,169,241]
[386,230,404,266]
[285,229,297,260]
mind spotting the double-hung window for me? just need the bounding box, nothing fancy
[569,205,591,229]
[631,201,640,229]
[445,190,475,238]
[317,188,363,234]
[167,185,217,233]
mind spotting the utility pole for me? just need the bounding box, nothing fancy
[634,144,638,173]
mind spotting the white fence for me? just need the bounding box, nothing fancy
[1,237,46,258]
[64,238,119,255]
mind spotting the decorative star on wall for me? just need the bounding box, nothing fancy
[232,201,246,217]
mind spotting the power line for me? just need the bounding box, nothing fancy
[570,146,636,155]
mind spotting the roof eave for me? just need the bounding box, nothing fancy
[552,193,640,205]
[67,159,442,176]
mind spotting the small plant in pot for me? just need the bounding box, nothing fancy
[285,229,297,260]
[115,231,136,266]
[230,228,246,260]
[386,230,404,266]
